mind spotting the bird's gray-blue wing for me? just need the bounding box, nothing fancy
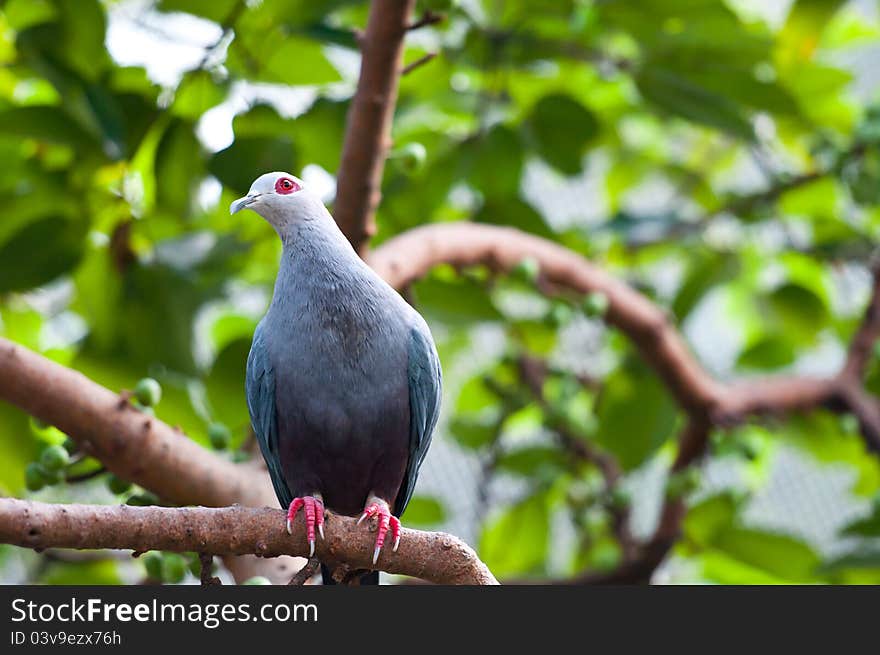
[395,324,442,516]
[246,321,292,509]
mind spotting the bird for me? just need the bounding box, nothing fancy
[230,172,442,585]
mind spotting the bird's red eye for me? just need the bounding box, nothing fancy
[275,177,300,195]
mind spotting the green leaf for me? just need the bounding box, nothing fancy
[510,319,557,356]
[158,0,241,23]
[635,66,754,140]
[737,335,796,371]
[673,252,740,320]
[0,107,100,154]
[474,197,553,238]
[526,94,599,175]
[683,492,742,547]
[39,559,122,585]
[209,136,297,195]
[155,120,205,216]
[413,274,502,325]
[779,0,848,69]
[204,338,250,437]
[23,0,111,81]
[286,99,348,173]
[227,35,340,86]
[465,125,524,199]
[495,445,567,478]
[0,217,86,293]
[402,495,446,527]
[4,0,57,31]
[779,413,880,497]
[0,403,40,494]
[172,71,229,121]
[763,282,828,344]
[449,415,497,449]
[594,359,678,470]
[480,490,552,578]
[820,545,880,574]
[841,505,880,537]
[707,527,822,583]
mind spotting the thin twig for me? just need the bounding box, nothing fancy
[402,52,437,76]
[288,557,320,585]
[199,552,221,586]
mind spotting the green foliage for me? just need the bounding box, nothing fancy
[594,358,678,470]
[0,0,878,585]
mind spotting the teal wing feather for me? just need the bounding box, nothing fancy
[246,320,292,508]
[395,325,442,516]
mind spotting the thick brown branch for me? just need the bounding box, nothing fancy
[372,222,880,583]
[334,0,416,254]
[0,337,296,584]
[369,223,880,439]
[371,223,724,416]
[0,499,498,585]
[0,338,268,509]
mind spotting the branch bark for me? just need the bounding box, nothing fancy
[333,0,416,254]
[0,499,498,585]
[0,338,264,508]
[370,223,723,417]
[371,221,880,583]
[0,337,297,584]
[370,222,880,440]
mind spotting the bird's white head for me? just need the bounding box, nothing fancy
[230,172,323,234]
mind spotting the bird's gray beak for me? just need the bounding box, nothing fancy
[230,194,259,215]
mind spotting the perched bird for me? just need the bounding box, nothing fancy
[231,172,442,585]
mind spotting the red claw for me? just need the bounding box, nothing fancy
[357,500,401,564]
[287,495,325,557]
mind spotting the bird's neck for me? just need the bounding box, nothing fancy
[269,205,375,311]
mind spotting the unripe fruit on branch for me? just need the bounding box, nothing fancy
[39,445,69,472]
[134,378,162,407]
[208,423,231,450]
[25,463,47,492]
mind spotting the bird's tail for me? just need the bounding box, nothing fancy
[320,563,379,585]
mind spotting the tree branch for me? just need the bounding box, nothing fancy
[334,0,416,255]
[370,223,723,416]
[371,221,880,583]
[0,338,267,509]
[0,337,297,584]
[369,222,880,440]
[0,499,498,585]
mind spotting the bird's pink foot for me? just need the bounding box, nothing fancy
[286,495,325,557]
[357,498,401,564]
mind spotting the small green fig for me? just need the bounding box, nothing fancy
[582,291,609,318]
[134,378,162,407]
[395,142,427,173]
[162,553,188,584]
[208,422,231,450]
[143,552,163,581]
[510,257,540,284]
[39,445,69,472]
[106,474,132,495]
[25,463,48,492]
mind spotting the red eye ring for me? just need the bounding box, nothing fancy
[275,177,300,195]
